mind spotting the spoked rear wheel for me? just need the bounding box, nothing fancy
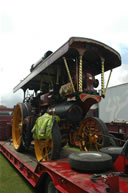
[12,104,24,151]
[12,103,29,152]
[79,117,109,151]
[34,121,61,161]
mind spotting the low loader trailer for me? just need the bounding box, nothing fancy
[0,140,128,193]
[1,37,128,193]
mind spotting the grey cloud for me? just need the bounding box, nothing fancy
[0,90,23,108]
[119,44,128,65]
[118,44,128,83]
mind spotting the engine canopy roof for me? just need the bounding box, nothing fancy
[13,37,121,93]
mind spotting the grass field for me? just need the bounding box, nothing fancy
[0,154,38,193]
[0,145,80,193]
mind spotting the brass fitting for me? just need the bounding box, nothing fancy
[63,57,75,93]
[101,60,105,97]
[79,56,83,92]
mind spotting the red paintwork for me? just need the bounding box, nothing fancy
[0,108,13,140]
[80,94,101,103]
[107,123,128,139]
[114,155,128,173]
[36,160,107,193]
[0,108,13,121]
[0,142,128,193]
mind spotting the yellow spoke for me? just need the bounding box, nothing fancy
[79,117,106,152]
[34,139,53,161]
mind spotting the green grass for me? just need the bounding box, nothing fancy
[0,154,37,193]
[64,145,80,152]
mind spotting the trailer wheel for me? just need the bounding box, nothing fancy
[69,151,112,172]
[34,121,61,161]
[79,117,110,151]
[109,134,117,146]
[100,147,122,162]
[12,103,29,152]
[44,176,60,193]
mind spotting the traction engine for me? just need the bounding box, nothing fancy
[12,37,121,161]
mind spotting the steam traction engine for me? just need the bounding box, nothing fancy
[12,37,121,161]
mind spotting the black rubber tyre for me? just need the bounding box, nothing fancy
[92,117,110,147]
[121,140,128,156]
[68,131,77,147]
[51,121,62,160]
[100,146,122,162]
[109,134,117,146]
[44,176,60,193]
[69,151,112,173]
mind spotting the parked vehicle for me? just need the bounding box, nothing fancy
[0,107,13,140]
[12,37,121,161]
[98,83,128,144]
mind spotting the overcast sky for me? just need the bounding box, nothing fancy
[0,0,128,107]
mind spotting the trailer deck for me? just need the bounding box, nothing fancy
[0,141,128,193]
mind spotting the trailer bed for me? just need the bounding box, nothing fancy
[0,141,128,193]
